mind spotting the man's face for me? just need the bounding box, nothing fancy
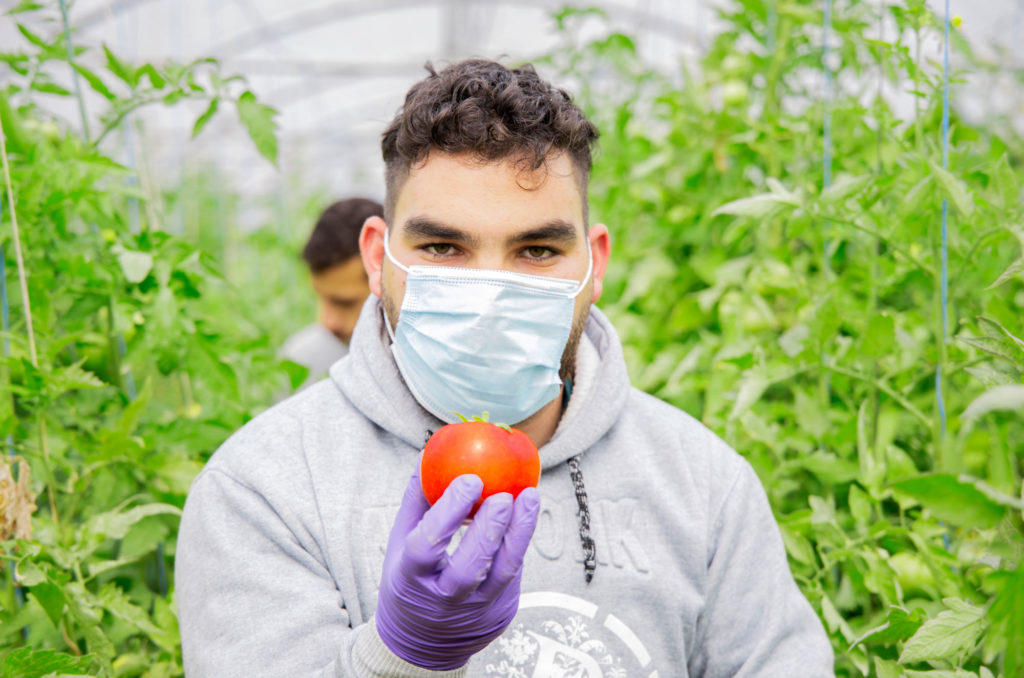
[375,151,609,381]
[312,256,371,344]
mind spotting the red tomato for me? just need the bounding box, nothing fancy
[420,414,540,518]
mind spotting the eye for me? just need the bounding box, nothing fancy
[522,246,556,261]
[423,243,457,257]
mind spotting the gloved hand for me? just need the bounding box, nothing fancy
[375,470,541,671]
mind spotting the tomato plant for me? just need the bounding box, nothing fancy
[421,414,540,518]
[548,2,1024,676]
[0,1,1021,677]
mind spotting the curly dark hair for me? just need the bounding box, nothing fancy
[301,197,383,273]
[381,59,599,222]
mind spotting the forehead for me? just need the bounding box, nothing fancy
[312,257,368,294]
[392,152,585,234]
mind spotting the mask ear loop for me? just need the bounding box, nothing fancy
[572,237,595,298]
[381,228,405,342]
[382,227,410,275]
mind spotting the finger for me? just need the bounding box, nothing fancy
[384,465,432,563]
[436,492,514,601]
[403,474,483,574]
[477,487,540,599]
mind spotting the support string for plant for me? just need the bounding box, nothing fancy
[936,0,950,441]
[823,0,833,192]
[0,107,60,529]
[58,0,91,142]
[820,0,835,409]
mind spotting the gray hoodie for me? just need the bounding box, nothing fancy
[176,297,834,677]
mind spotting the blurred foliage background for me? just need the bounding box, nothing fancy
[1,1,1023,677]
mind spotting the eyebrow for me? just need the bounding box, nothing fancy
[400,216,579,248]
[505,219,579,247]
[401,217,482,248]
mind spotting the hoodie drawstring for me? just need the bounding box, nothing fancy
[567,454,596,583]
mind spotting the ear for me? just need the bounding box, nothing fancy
[360,215,388,298]
[587,223,611,304]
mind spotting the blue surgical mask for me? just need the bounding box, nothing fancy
[383,230,592,425]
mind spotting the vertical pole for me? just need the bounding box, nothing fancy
[935,0,951,457]
[58,0,91,142]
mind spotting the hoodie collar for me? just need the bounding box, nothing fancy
[331,296,630,468]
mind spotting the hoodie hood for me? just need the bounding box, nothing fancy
[331,296,631,469]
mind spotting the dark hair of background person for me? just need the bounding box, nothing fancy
[302,198,384,273]
[380,59,599,224]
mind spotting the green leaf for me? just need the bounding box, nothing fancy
[14,559,45,587]
[113,244,154,284]
[236,90,279,164]
[16,24,50,50]
[97,584,177,653]
[86,503,181,541]
[2,645,90,676]
[820,173,872,204]
[854,606,926,647]
[899,599,986,665]
[993,153,1019,210]
[0,648,91,678]
[31,79,72,97]
[103,44,137,87]
[986,565,1024,677]
[192,97,220,138]
[279,359,310,390]
[862,313,895,357]
[873,657,901,678]
[796,452,859,485]
[848,484,872,526]
[28,581,65,629]
[116,378,152,433]
[45,362,105,396]
[712,191,799,218]
[72,63,115,101]
[729,372,769,420]
[891,473,1007,528]
[9,1,45,14]
[931,162,975,217]
[988,256,1024,290]
[961,385,1024,420]
[138,64,166,88]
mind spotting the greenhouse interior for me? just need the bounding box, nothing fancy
[1,0,1023,676]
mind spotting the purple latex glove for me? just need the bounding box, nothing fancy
[375,470,541,671]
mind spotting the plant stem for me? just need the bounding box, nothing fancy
[822,364,931,427]
[37,418,60,527]
[58,0,91,142]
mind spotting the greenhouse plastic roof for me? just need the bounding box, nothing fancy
[2,0,1021,215]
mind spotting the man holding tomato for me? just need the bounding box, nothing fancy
[177,59,834,676]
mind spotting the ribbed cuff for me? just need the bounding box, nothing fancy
[353,617,469,678]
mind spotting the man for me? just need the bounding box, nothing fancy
[279,198,382,387]
[176,60,835,676]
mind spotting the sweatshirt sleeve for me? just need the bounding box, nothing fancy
[175,467,468,678]
[687,459,835,678]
